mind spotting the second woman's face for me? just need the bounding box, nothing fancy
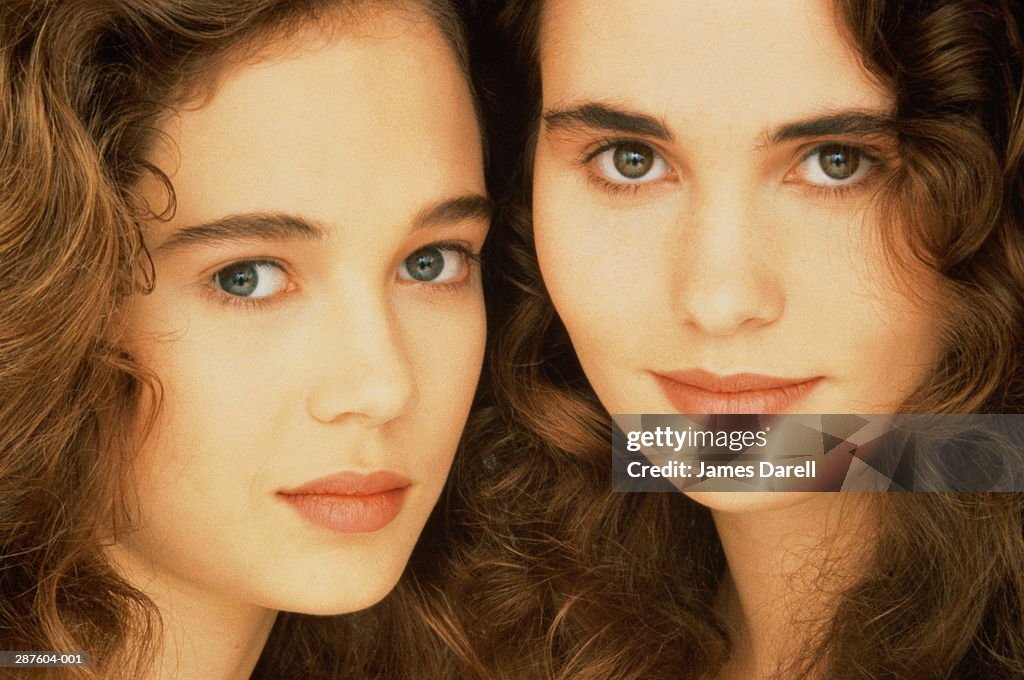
[533,0,942,418]
[116,8,488,615]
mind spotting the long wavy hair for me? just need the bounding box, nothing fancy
[453,0,1024,678]
[0,1,487,678]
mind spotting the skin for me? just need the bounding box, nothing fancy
[533,0,943,677]
[107,8,488,680]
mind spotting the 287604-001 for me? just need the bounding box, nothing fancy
[0,652,89,667]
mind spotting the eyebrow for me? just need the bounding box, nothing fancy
[542,103,895,150]
[542,102,673,140]
[154,194,492,254]
[413,194,493,228]
[154,213,326,254]
[763,111,896,146]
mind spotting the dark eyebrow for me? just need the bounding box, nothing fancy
[543,102,673,140]
[413,194,493,229]
[154,195,491,255]
[154,212,326,254]
[764,111,896,146]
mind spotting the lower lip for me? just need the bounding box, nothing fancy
[654,375,822,414]
[280,488,407,533]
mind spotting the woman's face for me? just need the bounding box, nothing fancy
[533,0,942,422]
[116,8,487,615]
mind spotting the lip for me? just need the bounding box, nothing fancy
[652,369,822,414]
[278,471,411,534]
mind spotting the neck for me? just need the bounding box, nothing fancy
[149,584,277,680]
[711,493,878,680]
[108,546,278,680]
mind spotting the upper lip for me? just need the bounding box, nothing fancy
[279,470,411,496]
[653,369,819,392]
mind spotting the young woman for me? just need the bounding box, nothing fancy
[0,1,491,678]
[459,0,1024,678]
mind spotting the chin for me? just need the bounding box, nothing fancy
[254,558,409,616]
[298,586,399,616]
[684,490,824,514]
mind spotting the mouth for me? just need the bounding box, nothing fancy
[652,369,822,414]
[278,470,411,534]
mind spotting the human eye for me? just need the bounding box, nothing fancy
[792,143,877,190]
[209,259,290,307]
[397,242,478,287]
[585,140,673,193]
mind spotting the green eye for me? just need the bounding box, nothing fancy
[213,261,286,297]
[404,246,445,281]
[399,246,468,283]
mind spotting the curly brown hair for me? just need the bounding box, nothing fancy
[451,0,1024,678]
[0,1,486,678]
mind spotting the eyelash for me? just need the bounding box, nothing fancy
[576,138,887,199]
[793,142,885,199]
[578,137,671,197]
[400,240,482,295]
[203,258,292,313]
[202,242,483,312]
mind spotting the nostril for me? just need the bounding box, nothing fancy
[306,361,417,426]
[675,281,785,338]
[304,323,417,425]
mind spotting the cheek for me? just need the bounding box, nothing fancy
[533,168,687,415]
[533,175,659,365]
[397,291,486,469]
[790,209,944,408]
[846,287,942,409]
[121,294,304,519]
[534,210,620,387]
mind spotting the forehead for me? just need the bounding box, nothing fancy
[147,6,481,234]
[539,0,891,135]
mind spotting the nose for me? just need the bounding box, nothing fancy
[672,187,785,337]
[305,288,417,426]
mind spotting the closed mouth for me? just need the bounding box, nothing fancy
[652,369,822,414]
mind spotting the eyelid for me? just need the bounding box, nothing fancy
[578,136,668,165]
[785,141,885,193]
[794,139,889,169]
[798,140,876,161]
[396,240,482,291]
[578,137,678,197]
[201,256,295,282]
[202,257,296,312]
